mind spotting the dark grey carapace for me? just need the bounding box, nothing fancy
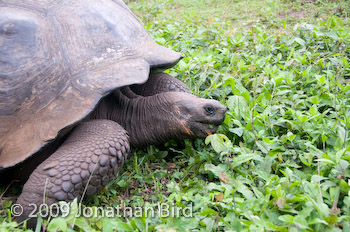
[0,0,226,226]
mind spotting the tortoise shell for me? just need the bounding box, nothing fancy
[0,0,181,169]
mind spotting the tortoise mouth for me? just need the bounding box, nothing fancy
[187,121,221,138]
[187,108,226,137]
[203,124,219,135]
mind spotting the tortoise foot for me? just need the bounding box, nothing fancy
[15,120,130,227]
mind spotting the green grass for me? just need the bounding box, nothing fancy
[128,0,350,32]
[1,0,350,231]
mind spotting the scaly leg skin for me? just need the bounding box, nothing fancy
[131,72,190,96]
[15,120,130,227]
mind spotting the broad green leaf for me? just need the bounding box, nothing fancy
[205,134,232,153]
[256,140,270,154]
[293,215,309,229]
[204,164,227,178]
[337,126,346,144]
[74,217,91,232]
[311,96,320,104]
[133,218,146,231]
[322,134,328,143]
[237,184,254,200]
[286,132,296,142]
[311,175,328,183]
[224,77,235,89]
[305,195,330,219]
[317,158,336,165]
[101,218,118,232]
[47,218,67,232]
[227,95,249,118]
[231,153,259,167]
[339,179,350,194]
[115,220,133,231]
[336,148,346,164]
[309,105,318,116]
[299,154,312,166]
[205,134,225,153]
[294,38,305,46]
[230,217,243,231]
[278,215,294,224]
[230,127,244,137]
[200,208,218,216]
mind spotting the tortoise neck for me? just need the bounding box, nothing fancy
[92,89,179,147]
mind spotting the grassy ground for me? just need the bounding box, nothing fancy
[1,0,350,231]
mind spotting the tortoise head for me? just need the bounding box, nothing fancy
[97,89,226,147]
[169,92,227,138]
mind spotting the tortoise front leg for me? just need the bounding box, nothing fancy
[15,120,130,227]
[131,72,190,96]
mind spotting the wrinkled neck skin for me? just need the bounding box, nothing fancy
[89,89,184,148]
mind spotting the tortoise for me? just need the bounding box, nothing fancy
[0,0,226,225]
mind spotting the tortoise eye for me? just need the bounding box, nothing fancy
[204,105,215,116]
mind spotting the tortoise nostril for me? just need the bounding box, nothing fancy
[204,105,215,116]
